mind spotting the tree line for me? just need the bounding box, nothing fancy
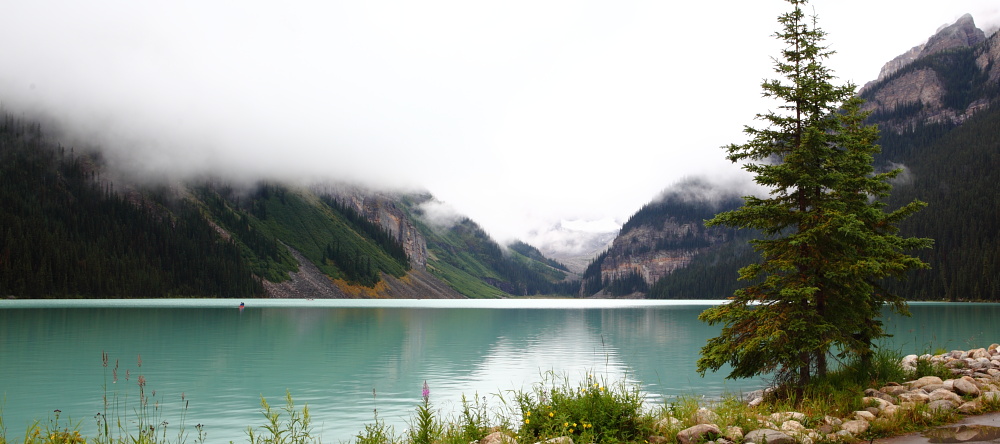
[0,114,263,298]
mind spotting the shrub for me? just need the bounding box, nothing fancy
[513,372,650,443]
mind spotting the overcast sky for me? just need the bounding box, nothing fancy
[2,0,997,244]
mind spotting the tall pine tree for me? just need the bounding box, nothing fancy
[696,0,932,389]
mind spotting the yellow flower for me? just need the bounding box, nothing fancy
[569,429,574,433]
[526,411,531,416]
[548,411,554,417]
[525,418,530,424]
[564,422,569,427]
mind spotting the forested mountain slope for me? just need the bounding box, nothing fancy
[578,177,743,298]
[0,114,571,299]
[592,15,1000,301]
[0,116,262,298]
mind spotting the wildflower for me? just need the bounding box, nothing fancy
[526,411,531,416]
[525,418,530,424]
[548,411,554,417]
[564,422,569,427]
[102,351,108,367]
[422,380,429,403]
[138,375,146,388]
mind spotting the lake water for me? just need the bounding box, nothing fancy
[1,299,997,443]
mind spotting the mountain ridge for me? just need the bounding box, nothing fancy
[590,12,1000,301]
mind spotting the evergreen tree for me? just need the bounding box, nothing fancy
[696,0,932,389]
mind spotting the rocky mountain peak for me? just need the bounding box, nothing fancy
[866,14,986,88]
[925,14,986,54]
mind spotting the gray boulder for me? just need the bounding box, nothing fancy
[841,419,870,435]
[929,388,963,405]
[677,424,721,444]
[911,376,944,389]
[953,377,981,396]
[744,429,795,444]
[928,399,956,413]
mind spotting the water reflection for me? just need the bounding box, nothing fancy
[2,301,995,442]
[923,425,1000,443]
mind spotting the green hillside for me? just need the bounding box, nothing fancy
[0,111,574,299]
[402,197,577,298]
[194,183,410,288]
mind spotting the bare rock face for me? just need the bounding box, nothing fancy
[860,14,995,132]
[343,193,429,269]
[872,44,925,86]
[977,31,1000,83]
[599,222,713,287]
[312,184,430,269]
[867,14,986,87]
[863,68,946,117]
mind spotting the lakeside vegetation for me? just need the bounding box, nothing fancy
[2,347,997,444]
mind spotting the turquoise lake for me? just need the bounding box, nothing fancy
[1,299,997,442]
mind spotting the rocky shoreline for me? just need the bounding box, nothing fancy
[656,344,1000,444]
[479,344,1000,444]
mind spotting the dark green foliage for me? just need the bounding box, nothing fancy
[602,270,648,297]
[0,114,264,298]
[873,121,955,164]
[881,107,1000,301]
[697,0,931,388]
[322,240,379,287]
[580,250,608,297]
[194,185,298,283]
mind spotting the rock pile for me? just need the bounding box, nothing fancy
[649,344,1000,444]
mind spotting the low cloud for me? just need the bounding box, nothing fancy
[653,174,763,207]
[416,199,466,230]
[886,162,915,187]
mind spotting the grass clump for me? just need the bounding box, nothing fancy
[246,391,315,444]
[913,357,955,380]
[512,372,652,443]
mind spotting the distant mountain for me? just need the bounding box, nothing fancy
[0,118,573,299]
[595,14,1000,301]
[578,177,744,298]
[521,220,619,274]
